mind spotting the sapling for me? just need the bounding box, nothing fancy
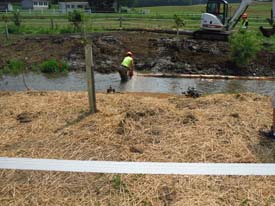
[2,14,9,40]
[173,15,185,49]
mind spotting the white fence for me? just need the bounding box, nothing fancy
[2,157,275,176]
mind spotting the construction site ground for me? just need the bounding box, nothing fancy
[1,91,275,205]
[1,32,275,76]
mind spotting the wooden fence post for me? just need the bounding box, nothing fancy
[119,17,122,29]
[50,18,54,30]
[85,44,96,113]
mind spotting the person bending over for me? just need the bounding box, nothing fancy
[118,51,134,82]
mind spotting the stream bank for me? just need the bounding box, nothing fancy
[1,32,275,77]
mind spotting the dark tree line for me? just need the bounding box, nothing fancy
[47,0,241,8]
[87,0,241,7]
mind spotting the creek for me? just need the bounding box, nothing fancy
[0,72,274,95]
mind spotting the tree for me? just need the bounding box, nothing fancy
[88,0,116,12]
[68,10,83,32]
[88,0,134,12]
[12,10,21,27]
[174,15,185,36]
[173,14,185,48]
[1,14,9,40]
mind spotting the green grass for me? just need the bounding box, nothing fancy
[138,4,205,14]
[138,2,272,17]
[0,2,273,34]
[40,59,69,74]
[0,59,25,77]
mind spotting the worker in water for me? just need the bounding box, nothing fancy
[241,13,249,31]
[118,51,134,82]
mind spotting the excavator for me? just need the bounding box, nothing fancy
[193,0,275,40]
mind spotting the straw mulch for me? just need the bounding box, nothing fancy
[1,91,275,205]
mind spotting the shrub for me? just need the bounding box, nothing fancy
[173,14,185,30]
[40,60,69,73]
[59,26,75,34]
[12,10,21,27]
[68,10,83,32]
[229,32,262,66]
[0,59,25,76]
[8,24,20,34]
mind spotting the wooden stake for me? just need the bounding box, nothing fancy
[5,21,9,40]
[119,17,122,29]
[50,18,54,30]
[85,44,96,113]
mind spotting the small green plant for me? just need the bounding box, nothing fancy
[12,10,21,27]
[0,59,25,76]
[229,32,262,66]
[1,14,9,39]
[173,14,185,48]
[111,175,123,190]
[111,175,128,192]
[40,60,69,73]
[240,198,250,206]
[68,10,83,32]
[173,14,185,34]
[8,24,21,34]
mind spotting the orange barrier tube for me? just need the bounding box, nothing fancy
[137,73,275,81]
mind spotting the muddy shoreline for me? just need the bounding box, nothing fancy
[1,32,275,77]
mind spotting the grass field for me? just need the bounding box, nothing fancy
[139,2,272,16]
[0,2,273,34]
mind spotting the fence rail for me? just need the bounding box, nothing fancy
[2,157,275,176]
[0,11,271,33]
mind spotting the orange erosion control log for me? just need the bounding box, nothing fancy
[137,73,275,81]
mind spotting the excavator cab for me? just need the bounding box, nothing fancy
[201,0,228,31]
[195,0,250,40]
[206,0,228,24]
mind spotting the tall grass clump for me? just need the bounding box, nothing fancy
[229,32,262,66]
[0,59,25,76]
[40,59,68,73]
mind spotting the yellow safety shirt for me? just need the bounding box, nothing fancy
[121,56,133,69]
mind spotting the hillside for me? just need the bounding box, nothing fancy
[1,32,275,77]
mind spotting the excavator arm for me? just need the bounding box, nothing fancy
[227,0,252,31]
[260,0,275,37]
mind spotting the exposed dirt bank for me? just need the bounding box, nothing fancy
[0,91,275,205]
[1,32,275,76]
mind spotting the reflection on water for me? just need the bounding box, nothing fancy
[0,71,275,95]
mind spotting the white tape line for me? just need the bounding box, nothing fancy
[1,157,275,176]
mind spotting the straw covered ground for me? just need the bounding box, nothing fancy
[1,91,275,205]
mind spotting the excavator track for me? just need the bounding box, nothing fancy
[193,30,231,41]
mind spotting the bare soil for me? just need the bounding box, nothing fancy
[1,91,275,205]
[1,32,275,76]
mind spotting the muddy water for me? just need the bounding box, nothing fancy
[0,72,275,95]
